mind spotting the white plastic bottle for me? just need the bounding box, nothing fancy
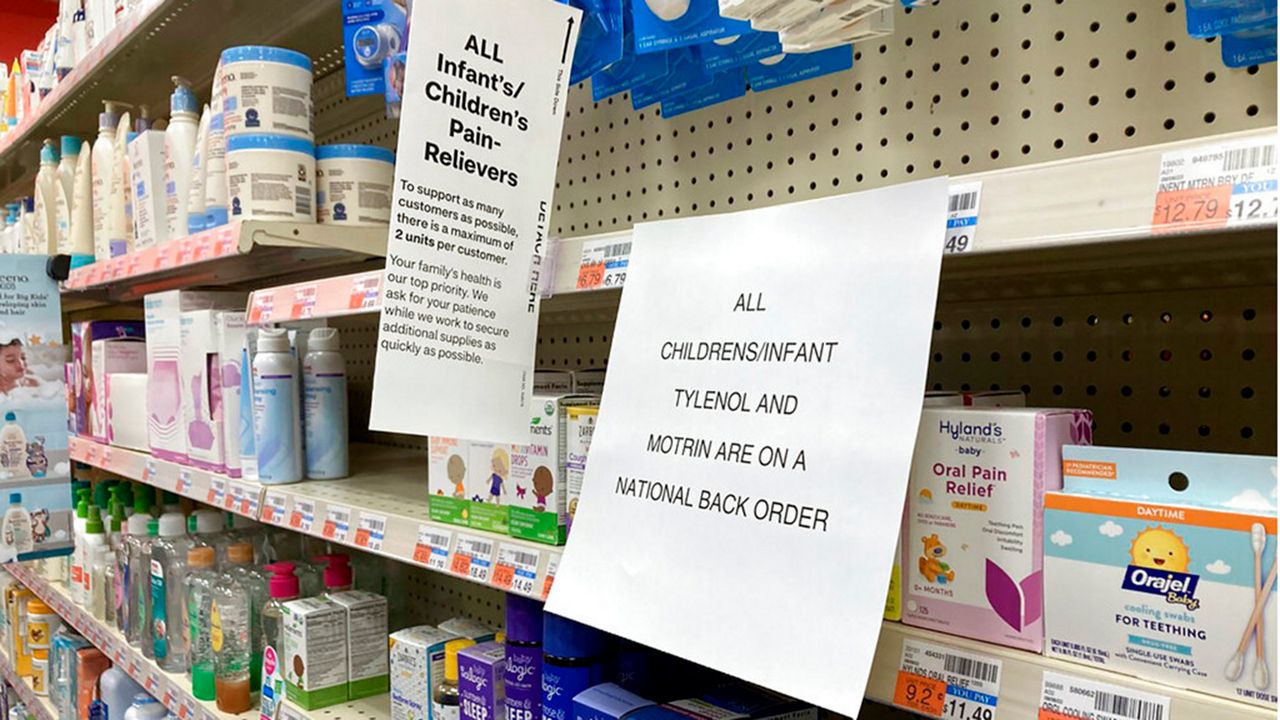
[122,693,167,720]
[91,101,122,259]
[33,140,59,254]
[0,412,26,471]
[116,111,133,255]
[204,62,228,229]
[56,136,81,219]
[252,329,303,485]
[303,328,348,479]
[70,149,94,264]
[81,511,107,609]
[98,666,144,720]
[2,493,32,555]
[185,105,210,234]
[163,77,199,240]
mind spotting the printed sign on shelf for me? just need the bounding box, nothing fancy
[944,182,981,254]
[546,179,949,717]
[369,0,581,442]
[1039,672,1169,720]
[895,639,1002,719]
[1152,138,1277,232]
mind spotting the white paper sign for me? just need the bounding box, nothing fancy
[547,179,949,715]
[369,0,580,442]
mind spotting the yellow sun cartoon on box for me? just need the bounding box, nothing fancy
[1130,526,1191,573]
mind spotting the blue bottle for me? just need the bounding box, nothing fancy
[541,614,606,720]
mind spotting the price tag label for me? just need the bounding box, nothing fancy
[492,545,541,596]
[143,460,159,483]
[896,639,1002,719]
[944,182,981,254]
[1039,672,1170,720]
[101,447,113,468]
[577,237,632,289]
[290,499,316,533]
[223,480,240,511]
[177,238,196,266]
[156,242,175,270]
[323,505,352,541]
[452,534,495,584]
[263,491,288,524]
[177,468,193,495]
[128,658,141,677]
[207,477,226,506]
[355,512,387,551]
[249,292,275,325]
[349,274,381,309]
[85,444,98,463]
[178,698,195,719]
[542,554,559,598]
[162,686,175,706]
[1153,139,1277,232]
[144,671,159,692]
[292,284,318,319]
[230,483,258,516]
[126,253,144,277]
[413,525,452,572]
[214,224,239,256]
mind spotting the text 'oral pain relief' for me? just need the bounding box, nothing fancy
[903,407,1093,651]
[1044,446,1278,708]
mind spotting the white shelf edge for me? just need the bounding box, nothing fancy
[69,437,558,601]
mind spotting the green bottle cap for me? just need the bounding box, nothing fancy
[147,519,159,536]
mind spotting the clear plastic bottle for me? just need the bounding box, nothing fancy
[122,494,152,641]
[226,514,266,563]
[189,509,225,555]
[211,566,252,713]
[136,519,158,658]
[261,562,298,657]
[294,558,324,598]
[314,553,353,598]
[224,542,267,696]
[184,546,218,701]
[149,511,191,671]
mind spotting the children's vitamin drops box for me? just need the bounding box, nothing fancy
[1044,446,1277,708]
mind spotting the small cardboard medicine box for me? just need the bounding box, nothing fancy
[283,597,349,709]
[1044,446,1277,708]
[389,625,461,720]
[510,394,601,545]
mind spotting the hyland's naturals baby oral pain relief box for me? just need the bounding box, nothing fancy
[428,437,472,529]
[1044,446,1277,708]
[903,407,1093,651]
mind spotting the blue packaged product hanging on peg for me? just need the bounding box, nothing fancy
[1222,24,1278,66]
[700,30,782,72]
[1185,0,1277,38]
[633,0,752,53]
[593,6,670,100]
[661,68,746,117]
[343,0,408,97]
[631,45,714,110]
[745,45,853,93]
[560,0,626,84]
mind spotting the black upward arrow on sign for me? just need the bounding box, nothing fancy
[562,16,575,63]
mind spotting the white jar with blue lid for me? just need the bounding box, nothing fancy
[220,45,314,140]
[315,144,395,226]
[226,134,316,222]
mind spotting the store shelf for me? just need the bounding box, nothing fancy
[68,436,559,602]
[0,648,56,720]
[866,621,1271,720]
[1,561,389,720]
[62,221,387,302]
[0,0,349,203]
[246,270,383,325]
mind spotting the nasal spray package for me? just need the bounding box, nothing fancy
[343,0,407,97]
[560,0,625,84]
[633,0,752,52]
[1044,447,1277,708]
[903,407,1093,651]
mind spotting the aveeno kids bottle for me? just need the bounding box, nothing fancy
[2,493,33,555]
[303,327,348,479]
[0,412,27,472]
[252,328,303,484]
[163,77,199,238]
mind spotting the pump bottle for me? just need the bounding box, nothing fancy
[164,77,199,239]
[91,101,123,259]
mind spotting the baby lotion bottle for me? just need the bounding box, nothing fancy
[184,546,218,700]
[2,493,33,556]
[33,141,58,254]
[186,104,210,234]
[541,614,605,720]
[253,328,303,484]
[91,101,121,259]
[504,595,543,720]
[80,511,106,613]
[163,77,199,239]
[71,491,89,605]
[303,328,348,479]
[56,136,81,218]
[434,638,475,720]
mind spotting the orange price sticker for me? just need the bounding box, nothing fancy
[289,511,303,529]
[1038,710,1083,720]
[412,543,432,564]
[892,671,946,717]
[450,552,472,576]
[1152,185,1232,232]
[240,497,252,515]
[322,520,339,539]
[492,563,515,590]
[355,527,372,547]
[576,262,605,290]
[542,574,554,598]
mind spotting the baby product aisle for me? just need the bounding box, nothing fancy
[0,562,388,720]
[0,649,57,720]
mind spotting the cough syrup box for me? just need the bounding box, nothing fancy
[1044,446,1277,708]
[902,407,1093,651]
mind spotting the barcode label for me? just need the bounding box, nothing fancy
[356,512,387,551]
[295,186,312,216]
[600,241,632,257]
[415,524,452,571]
[948,191,979,213]
[943,653,999,684]
[494,545,541,596]
[509,550,539,566]
[264,492,287,523]
[1222,144,1275,172]
[455,534,495,583]
[1093,691,1163,720]
[578,234,632,290]
[1041,672,1169,720]
[324,506,352,541]
[291,499,315,532]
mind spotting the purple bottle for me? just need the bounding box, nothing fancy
[504,595,543,720]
